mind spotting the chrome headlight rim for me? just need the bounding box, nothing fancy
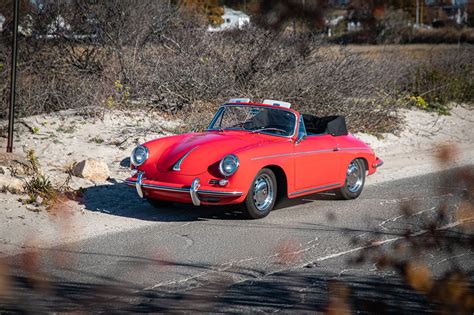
[131,145,149,167]
[219,154,239,177]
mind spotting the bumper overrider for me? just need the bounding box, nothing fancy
[126,172,243,206]
[373,157,384,169]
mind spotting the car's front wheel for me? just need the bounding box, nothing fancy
[242,168,277,219]
[337,158,366,200]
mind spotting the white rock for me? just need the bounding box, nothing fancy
[72,159,110,182]
[0,174,24,193]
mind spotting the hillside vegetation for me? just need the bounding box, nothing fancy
[0,2,472,134]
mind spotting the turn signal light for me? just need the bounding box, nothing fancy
[219,179,229,186]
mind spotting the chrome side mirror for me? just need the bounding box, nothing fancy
[296,134,306,145]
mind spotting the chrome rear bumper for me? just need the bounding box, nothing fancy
[127,173,243,206]
[373,157,384,169]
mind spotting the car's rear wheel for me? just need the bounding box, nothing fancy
[147,198,173,208]
[337,159,366,200]
[242,168,277,219]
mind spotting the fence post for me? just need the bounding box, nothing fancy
[7,0,20,153]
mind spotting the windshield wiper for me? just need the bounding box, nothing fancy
[223,127,245,131]
[251,127,287,135]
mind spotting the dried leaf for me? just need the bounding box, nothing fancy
[434,142,459,165]
[404,262,433,294]
[456,201,474,232]
[275,240,301,265]
[0,262,11,298]
[326,281,351,315]
[444,272,469,304]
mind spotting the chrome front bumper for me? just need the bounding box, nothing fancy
[127,173,243,206]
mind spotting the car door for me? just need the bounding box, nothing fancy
[293,117,341,192]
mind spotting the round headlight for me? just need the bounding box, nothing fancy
[219,154,239,177]
[131,145,148,167]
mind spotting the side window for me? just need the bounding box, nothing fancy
[297,116,307,139]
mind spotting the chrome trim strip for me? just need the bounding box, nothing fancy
[143,183,189,192]
[251,149,332,161]
[289,183,341,196]
[173,146,199,171]
[251,147,371,161]
[198,190,242,196]
[207,106,225,130]
[251,152,294,161]
[337,147,371,151]
[125,180,243,197]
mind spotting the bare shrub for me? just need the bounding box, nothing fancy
[410,27,474,44]
[138,26,405,133]
[0,1,472,134]
[401,47,474,114]
[0,0,178,118]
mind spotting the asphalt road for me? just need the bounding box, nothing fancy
[1,167,473,313]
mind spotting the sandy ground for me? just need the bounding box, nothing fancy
[359,106,474,185]
[0,106,472,257]
[0,109,182,257]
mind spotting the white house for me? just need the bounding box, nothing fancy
[47,15,71,37]
[208,7,250,32]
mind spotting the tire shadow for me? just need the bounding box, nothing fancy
[82,182,245,222]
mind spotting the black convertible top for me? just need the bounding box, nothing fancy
[302,114,348,136]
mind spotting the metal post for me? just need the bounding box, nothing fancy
[420,0,423,26]
[7,0,20,153]
[415,0,420,27]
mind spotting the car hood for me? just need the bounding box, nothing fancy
[155,131,269,176]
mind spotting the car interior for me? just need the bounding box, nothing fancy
[242,109,295,135]
[302,114,348,136]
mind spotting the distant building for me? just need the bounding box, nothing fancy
[208,7,250,32]
[47,15,71,37]
[331,0,471,28]
[425,0,471,26]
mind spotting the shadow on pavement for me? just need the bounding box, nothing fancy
[0,264,439,313]
[82,182,339,222]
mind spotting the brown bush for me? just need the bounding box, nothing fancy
[410,27,474,44]
[401,47,474,113]
[125,27,405,133]
[0,1,472,134]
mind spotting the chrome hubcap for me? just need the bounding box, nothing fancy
[346,160,363,193]
[253,174,274,212]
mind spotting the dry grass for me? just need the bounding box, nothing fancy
[0,1,472,134]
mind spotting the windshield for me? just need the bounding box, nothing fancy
[208,105,296,137]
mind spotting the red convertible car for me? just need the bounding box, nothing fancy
[126,99,383,219]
